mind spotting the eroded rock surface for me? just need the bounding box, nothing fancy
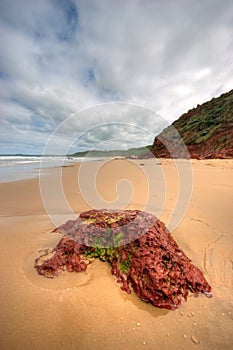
[35,209,212,310]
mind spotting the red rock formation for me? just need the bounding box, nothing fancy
[35,209,212,310]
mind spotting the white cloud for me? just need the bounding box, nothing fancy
[0,0,232,154]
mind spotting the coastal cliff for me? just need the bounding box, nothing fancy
[150,90,233,159]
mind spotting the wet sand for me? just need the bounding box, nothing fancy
[0,158,232,349]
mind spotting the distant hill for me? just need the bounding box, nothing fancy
[148,89,233,159]
[69,146,152,158]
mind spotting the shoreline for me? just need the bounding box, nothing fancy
[0,159,233,349]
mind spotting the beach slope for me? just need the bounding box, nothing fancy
[0,159,232,350]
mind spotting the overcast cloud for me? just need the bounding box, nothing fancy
[0,0,233,154]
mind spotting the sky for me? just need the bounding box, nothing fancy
[0,0,233,155]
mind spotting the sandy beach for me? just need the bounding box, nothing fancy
[0,158,232,350]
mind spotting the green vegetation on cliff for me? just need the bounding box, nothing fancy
[151,89,233,158]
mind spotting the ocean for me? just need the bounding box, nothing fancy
[0,155,82,182]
